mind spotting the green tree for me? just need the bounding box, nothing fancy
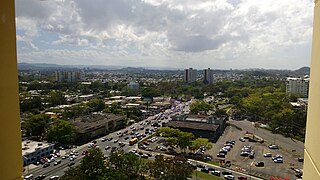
[191,138,213,152]
[148,155,193,180]
[47,119,76,145]
[23,114,50,140]
[48,90,66,106]
[87,98,105,112]
[158,127,181,137]
[176,132,194,153]
[108,150,146,180]
[189,100,212,115]
[61,148,107,180]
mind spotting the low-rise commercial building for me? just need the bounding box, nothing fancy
[167,115,227,142]
[71,113,126,143]
[22,140,54,166]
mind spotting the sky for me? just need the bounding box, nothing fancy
[15,0,314,70]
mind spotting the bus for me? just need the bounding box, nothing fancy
[129,138,138,146]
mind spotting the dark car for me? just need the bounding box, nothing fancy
[217,153,226,158]
[238,176,247,180]
[298,157,304,162]
[43,163,50,168]
[255,161,264,167]
[208,167,215,171]
[68,162,75,166]
[222,171,232,175]
[196,164,205,168]
[201,168,209,173]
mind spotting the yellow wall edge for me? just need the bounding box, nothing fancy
[0,0,23,179]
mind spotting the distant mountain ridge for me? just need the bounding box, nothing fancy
[18,63,310,74]
[293,66,310,75]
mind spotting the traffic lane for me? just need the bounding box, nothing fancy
[27,110,172,178]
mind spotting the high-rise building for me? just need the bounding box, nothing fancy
[203,68,213,84]
[286,76,310,97]
[55,71,81,82]
[184,68,197,83]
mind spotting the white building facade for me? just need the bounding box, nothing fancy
[286,77,310,98]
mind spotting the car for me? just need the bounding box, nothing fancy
[54,160,61,166]
[43,163,50,168]
[24,174,34,180]
[269,144,279,149]
[263,153,272,157]
[69,157,74,161]
[82,150,89,155]
[217,153,226,158]
[255,161,264,167]
[238,176,248,180]
[239,137,246,142]
[222,171,232,175]
[141,154,149,159]
[101,137,107,142]
[124,136,129,140]
[92,140,97,144]
[240,151,250,156]
[272,155,283,160]
[298,157,304,162]
[196,164,205,168]
[68,162,75,166]
[224,175,235,180]
[35,175,46,180]
[49,175,59,180]
[201,168,209,173]
[211,170,221,176]
[274,158,283,163]
[114,139,119,143]
[105,146,111,150]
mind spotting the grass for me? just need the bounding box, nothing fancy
[192,170,223,180]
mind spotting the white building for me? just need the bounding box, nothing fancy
[22,140,55,166]
[203,68,213,84]
[184,68,197,83]
[286,76,310,97]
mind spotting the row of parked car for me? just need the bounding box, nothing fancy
[191,162,247,180]
[217,140,236,158]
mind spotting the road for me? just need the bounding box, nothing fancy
[25,104,182,179]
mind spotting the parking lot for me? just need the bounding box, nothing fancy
[208,123,304,179]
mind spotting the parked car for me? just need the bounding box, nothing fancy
[43,163,50,168]
[222,171,232,175]
[274,158,283,163]
[224,175,235,180]
[269,144,279,149]
[35,175,46,180]
[238,176,248,180]
[201,168,209,173]
[255,161,264,167]
[211,170,221,176]
[263,153,272,157]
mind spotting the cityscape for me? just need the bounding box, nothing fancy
[20,65,309,180]
[0,0,318,180]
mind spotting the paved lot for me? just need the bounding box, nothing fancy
[207,120,304,180]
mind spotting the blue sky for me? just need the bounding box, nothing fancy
[15,0,314,70]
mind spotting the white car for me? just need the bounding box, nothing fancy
[224,175,234,180]
[263,153,272,157]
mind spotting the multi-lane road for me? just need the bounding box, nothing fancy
[24,104,181,179]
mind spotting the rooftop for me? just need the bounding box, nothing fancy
[167,120,219,132]
[22,140,53,156]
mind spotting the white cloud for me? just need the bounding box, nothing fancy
[15,0,314,69]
